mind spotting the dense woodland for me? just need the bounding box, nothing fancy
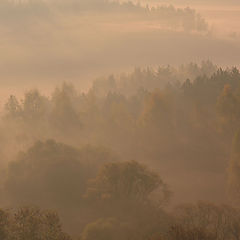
[0,62,240,239]
[0,0,239,239]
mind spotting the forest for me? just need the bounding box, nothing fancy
[0,61,239,239]
[0,0,240,239]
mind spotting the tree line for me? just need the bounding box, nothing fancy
[0,62,240,238]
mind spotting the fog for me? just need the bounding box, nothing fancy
[0,0,240,239]
[0,0,239,93]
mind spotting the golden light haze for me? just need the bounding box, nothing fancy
[0,1,240,239]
